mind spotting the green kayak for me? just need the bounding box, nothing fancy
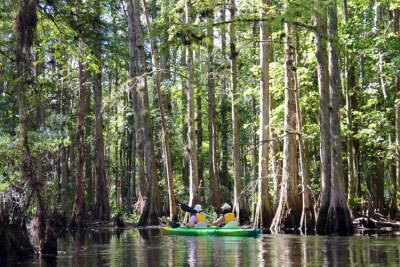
[161,226,260,237]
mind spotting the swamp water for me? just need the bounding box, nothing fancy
[3,228,400,266]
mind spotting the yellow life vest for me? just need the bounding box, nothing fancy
[224,213,235,224]
[196,213,206,223]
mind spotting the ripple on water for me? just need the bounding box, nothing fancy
[6,228,400,266]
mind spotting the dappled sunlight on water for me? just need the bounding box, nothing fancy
[3,228,400,266]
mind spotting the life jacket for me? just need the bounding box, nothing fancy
[224,213,235,224]
[196,213,206,223]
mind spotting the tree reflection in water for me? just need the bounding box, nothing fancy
[12,229,400,266]
[72,230,85,267]
[138,228,162,266]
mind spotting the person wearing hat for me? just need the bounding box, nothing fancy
[184,204,207,227]
[212,203,236,227]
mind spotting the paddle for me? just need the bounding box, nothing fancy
[180,203,215,219]
[167,221,181,228]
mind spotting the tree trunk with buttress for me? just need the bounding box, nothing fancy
[141,0,178,221]
[314,0,331,235]
[132,0,160,226]
[93,0,110,222]
[207,0,222,212]
[230,0,249,224]
[15,0,46,233]
[255,0,273,229]
[127,0,146,214]
[270,18,302,231]
[185,0,201,207]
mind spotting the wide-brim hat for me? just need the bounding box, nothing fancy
[194,204,202,212]
[221,203,231,210]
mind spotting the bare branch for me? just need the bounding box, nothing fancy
[0,50,16,62]
[0,90,15,99]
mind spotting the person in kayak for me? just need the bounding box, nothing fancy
[183,204,207,227]
[212,203,237,227]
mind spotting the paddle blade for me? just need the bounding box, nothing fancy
[180,203,197,213]
[168,221,180,228]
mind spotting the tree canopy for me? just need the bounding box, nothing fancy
[1,0,400,241]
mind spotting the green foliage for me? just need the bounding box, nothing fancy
[123,211,140,224]
[2,0,400,224]
[0,132,19,185]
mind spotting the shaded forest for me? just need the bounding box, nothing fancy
[1,0,400,257]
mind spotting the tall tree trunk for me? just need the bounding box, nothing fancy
[271,17,301,231]
[141,0,178,221]
[325,0,353,235]
[85,73,93,213]
[60,79,68,215]
[129,122,136,206]
[132,0,160,226]
[355,57,362,199]
[181,47,189,188]
[372,0,386,215]
[35,56,45,214]
[342,0,359,213]
[368,153,384,215]
[270,95,282,212]
[219,3,229,192]
[342,0,356,211]
[197,86,204,198]
[346,61,357,210]
[251,95,257,219]
[33,53,49,216]
[391,8,400,217]
[251,21,258,221]
[375,1,387,99]
[60,143,68,213]
[71,58,86,227]
[186,0,201,207]
[68,91,76,198]
[160,0,171,113]
[394,8,400,213]
[314,0,331,235]
[93,0,110,222]
[127,0,146,214]
[294,30,315,231]
[15,0,45,232]
[207,2,221,212]
[255,0,273,229]
[230,0,249,223]
[112,73,120,209]
[124,75,136,208]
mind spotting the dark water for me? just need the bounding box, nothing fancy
[3,228,400,266]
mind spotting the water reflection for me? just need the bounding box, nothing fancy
[72,230,85,266]
[7,229,400,266]
[138,228,162,266]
